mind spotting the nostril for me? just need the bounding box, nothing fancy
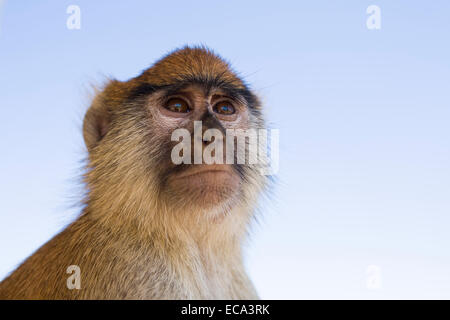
[202,138,211,146]
[203,135,220,146]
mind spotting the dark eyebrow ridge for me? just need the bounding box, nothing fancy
[127,78,258,109]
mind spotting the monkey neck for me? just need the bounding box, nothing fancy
[81,194,252,264]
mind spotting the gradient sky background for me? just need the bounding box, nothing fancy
[0,0,449,299]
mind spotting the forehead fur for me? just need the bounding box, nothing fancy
[139,46,245,88]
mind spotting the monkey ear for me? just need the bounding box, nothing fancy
[83,93,111,153]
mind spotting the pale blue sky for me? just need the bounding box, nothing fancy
[1,0,449,299]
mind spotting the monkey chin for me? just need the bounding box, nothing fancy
[165,164,241,212]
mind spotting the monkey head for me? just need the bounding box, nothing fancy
[83,46,266,220]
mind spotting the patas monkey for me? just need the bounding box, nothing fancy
[0,46,268,299]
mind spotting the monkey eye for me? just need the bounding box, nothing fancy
[164,98,190,113]
[213,101,235,115]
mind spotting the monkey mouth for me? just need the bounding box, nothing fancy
[167,164,241,193]
[172,164,235,179]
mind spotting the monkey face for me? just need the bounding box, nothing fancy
[83,47,266,216]
[145,84,253,210]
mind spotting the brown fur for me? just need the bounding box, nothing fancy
[0,46,266,299]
